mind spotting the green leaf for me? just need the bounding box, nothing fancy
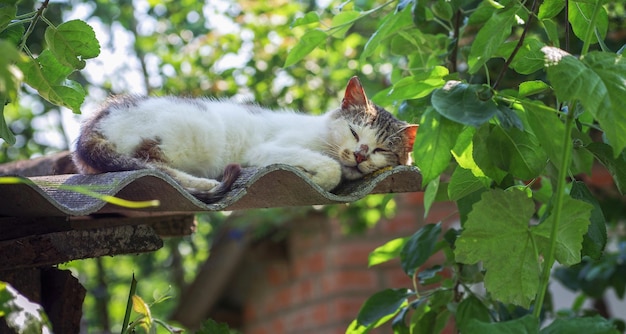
[585,142,626,195]
[468,4,522,73]
[544,49,626,157]
[431,82,498,127]
[381,66,448,101]
[452,126,487,179]
[448,166,488,201]
[284,29,327,67]
[495,105,523,130]
[542,316,619,334]
[519,80,550,97]
[291,12,320,28]
[423,176,439,217]
[532,196,592,266]
[455,189,539,307]
[19,50,86,113]
[44,19,100,70]
[361,5,413,60]
[400,223,441,275]
[466,314,539,333]
[355,288,411,327]
[368,237,408,267]
[570,181,607,260]
[0,0,17,31]
[488,125,547,180]
[456,296,492,332]
[132,295,151,318]
[329,11,361,38]
[456,188,487,226]
[0,22,25,45]
[568,0,608,45]
[496,38,545,75]
[413,108,463,186]
[472,124,507,183]
[524,101,565,169]
[538,0,564,19]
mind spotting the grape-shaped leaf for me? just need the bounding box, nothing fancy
[44,19,100,70]
[455,188,539,307]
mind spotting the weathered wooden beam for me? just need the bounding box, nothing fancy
[0,225,163,270]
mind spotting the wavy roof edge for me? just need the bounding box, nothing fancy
[1,162,423,217]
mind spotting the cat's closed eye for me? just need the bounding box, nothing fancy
[373,148,388,153]
[349,126,359,141]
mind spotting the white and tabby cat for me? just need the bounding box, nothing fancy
[73,77,418,202]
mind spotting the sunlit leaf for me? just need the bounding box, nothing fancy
[487,125,547,180]
[542,315,619,334]
[284,29,327,67]
[413,108,463,186]
[466,315,539,333]
[132,295,151,318]
[568,0,608,45]
[291,12,320,28]
[468,4,523,73]
[538,0,564,19]
[44,19,101,70]
[368,237,408,267]
[329,11,361,38]
[544,49,626,157]
[519,80,550,97]
[361,5,413,60]
[356,288,411,327]
[448,166,488,201]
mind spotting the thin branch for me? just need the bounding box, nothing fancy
[18,0,50,53]
[449,9,462,73]
[492,0,539,90]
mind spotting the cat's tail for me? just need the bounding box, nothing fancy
[191,163,242,203]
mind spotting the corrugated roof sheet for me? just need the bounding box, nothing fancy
[1,164,422,217]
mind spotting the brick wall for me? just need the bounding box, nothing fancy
[239,193,458,334]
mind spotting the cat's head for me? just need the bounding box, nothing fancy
[326,77,418,180]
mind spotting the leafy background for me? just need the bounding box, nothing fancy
[1,0,626,333]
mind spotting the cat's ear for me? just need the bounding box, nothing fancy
[342,76,370,110]
[403,124,418,149]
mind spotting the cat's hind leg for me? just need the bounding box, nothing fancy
[151,163,241,202]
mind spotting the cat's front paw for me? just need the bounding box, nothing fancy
[296,160,342,191]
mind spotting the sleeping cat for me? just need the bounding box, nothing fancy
[73,77,418,202]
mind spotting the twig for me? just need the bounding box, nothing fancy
[492,0,539,90]
[18,0,50,54]
[449,10,462,73]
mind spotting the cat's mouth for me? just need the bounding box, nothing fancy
[342,164,365,180]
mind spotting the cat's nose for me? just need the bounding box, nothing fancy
[354,144,369,164]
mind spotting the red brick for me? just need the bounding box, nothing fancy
[266,262,290,287]
[333,296,366,321]
[383,267,413,288]
[425,202,458,224]
[321,269,379,296]
[328,242,380,268]
[379,211,421,234]
[293,250,326,277]
[290,278,315,303]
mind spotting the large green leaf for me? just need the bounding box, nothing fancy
[524,101,565,169]
[284,29,327,67]
[19,50,86,113]
[568,0,608,45]
[44,19,100,70]
[448,166,488,201]
[542,316,619,334]
[413,108,463,186]
[455,189,539,307]
[472,124,507,183]
[456,296,492,332]
[452,126,487,178]
[487,125,547,180]
[532,195,592,265]
[378,66,447,102]
[329,11,362,38]
[431,82,498,127]
[468,3,522,73]
[538,0,564,19]
[0,0,17,31]
[544,49,626,157]
[400,223,441,275]
[466,315,539,334]
[355,288,411,327]
[570,181,607,260]
[496,38,545,75]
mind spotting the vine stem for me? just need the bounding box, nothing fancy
[492,0,538,90]
[533,107,575,318]
[18,0,50,53]
[580,0,602,56]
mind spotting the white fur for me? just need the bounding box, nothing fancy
[95,97,386,191]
